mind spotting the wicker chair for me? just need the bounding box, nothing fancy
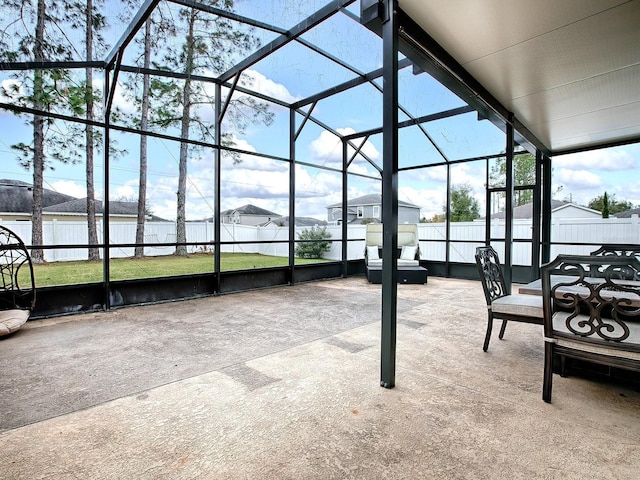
[0,225,36,337]
[475,246,543,351]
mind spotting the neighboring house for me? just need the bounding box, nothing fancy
[262,216,327,227]
[488,200,601,220]
[326,194,421,224]
[0,179,140,222]
[218,204,281,226]
[613,208,640,218]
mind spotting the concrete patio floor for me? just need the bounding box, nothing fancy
[1,276,639,479]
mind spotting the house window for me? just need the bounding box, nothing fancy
[372,205,379,219]
[357,206,364,218]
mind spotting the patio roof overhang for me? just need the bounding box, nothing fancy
[396,0,640,156]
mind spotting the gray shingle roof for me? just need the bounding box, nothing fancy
[266,216,327,227]
[613,208,640,218]
[43,199,138,215]
[0,179,76,213]
[0,179,137,216]
[220,204,281,217]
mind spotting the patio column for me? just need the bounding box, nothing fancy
[504,117,514,292]
[380,0,399,389]
[541,153,552,264]
[214,84,222,291]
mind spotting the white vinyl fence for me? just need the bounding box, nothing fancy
[1,215,638,265]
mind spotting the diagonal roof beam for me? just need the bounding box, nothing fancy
[170,0,288,35]
[217,0,356,83]
[292,57,412,109]
[105,0,160,69]
[0,61,104,71]
[117,64,291,108]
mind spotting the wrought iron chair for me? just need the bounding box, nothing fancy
[475,246,543,351]
[541,255,640,403]
[0,225,36,337]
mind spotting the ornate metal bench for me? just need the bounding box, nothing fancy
[0,225,36,337]
[541,254,640,402]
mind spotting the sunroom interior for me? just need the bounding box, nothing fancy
[1,0,638,327]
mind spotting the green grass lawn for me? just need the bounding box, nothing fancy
[29,253,328,287]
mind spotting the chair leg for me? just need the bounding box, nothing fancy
[542,342,554,403]
[498,319,507,339]
[483,312,493,352]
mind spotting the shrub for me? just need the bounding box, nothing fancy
[295,226,332,259]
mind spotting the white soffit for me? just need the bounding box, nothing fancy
[400,0,640,153]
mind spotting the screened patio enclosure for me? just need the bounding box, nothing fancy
[1,0,638,339]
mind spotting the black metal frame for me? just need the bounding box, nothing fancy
[2,0,637,385]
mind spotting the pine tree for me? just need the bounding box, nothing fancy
[151,1,273,256]
[0,0,80,263]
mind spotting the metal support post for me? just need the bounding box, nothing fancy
[504,117,514,292]
[342,140,348,277]
[380,0,399,389]
[214,84,222,290]
[289,108,296,285]
[531,149,542,278]
[541,154,552,264]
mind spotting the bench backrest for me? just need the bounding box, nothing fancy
[541,254,640,350]
[365,223,418,247]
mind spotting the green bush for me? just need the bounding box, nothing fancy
[295,226,332,259]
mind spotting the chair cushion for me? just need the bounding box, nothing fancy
[554,338,640,361]
[0,309,30,337]
[491,294,543,317]
[397,259,419,267]
[367,259,418,267]
[550,311,640,360]
[366,245,379,260]
[400,245,417,260]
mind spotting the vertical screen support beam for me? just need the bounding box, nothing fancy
[484,160,491,247]
[102,51,123,311]
[289,108,296,285]
[445,163,451,275]
[541,154,552,264]
[504,117,515,292]
[531,149,543,278]
[380,0,399,389]
[341,139,348,277]
[214,84,222,290]
[103,67,112,311]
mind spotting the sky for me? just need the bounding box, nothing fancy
[1,0,639,223]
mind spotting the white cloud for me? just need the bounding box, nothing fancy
[114,183,137,200]
[399,185,446,219]
[240,70,299,103]
[555,149,637,171]
[49,180,87,199]
[309,127,380,170]
[0,79,25,103]
[101,79,137,115]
